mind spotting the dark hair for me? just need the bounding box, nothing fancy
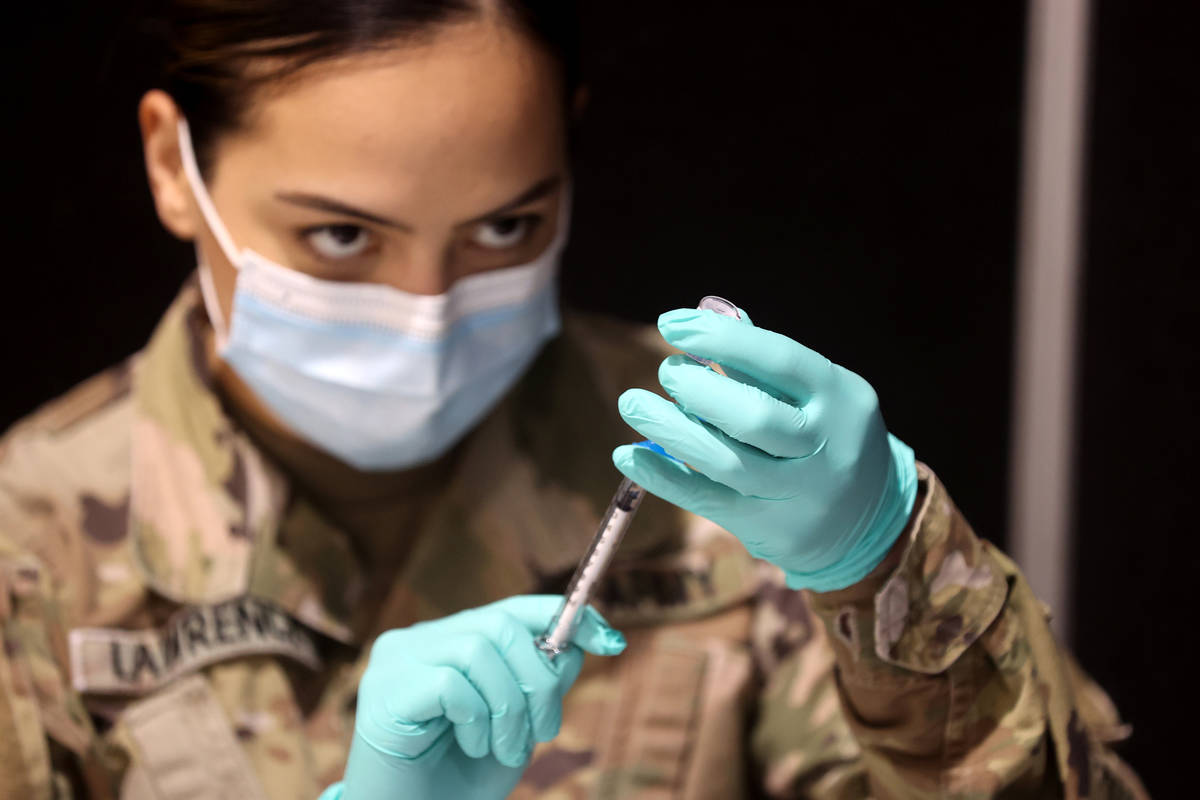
[151,0,579,175]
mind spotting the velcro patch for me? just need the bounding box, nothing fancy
[69,596,322,695]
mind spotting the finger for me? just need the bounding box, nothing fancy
[657,355,820,458]
[354,664,452,760]
[486,611,567,743]
[658,309,832,401]
[432,667,491,759]
[569,605,626,656]
[537,644,585,741]
[616,444,815,567]
[554,646,585,691]
[426,634,532,768]
[484,596,627,656]
[612,442,747,522]
[618,389,800,498]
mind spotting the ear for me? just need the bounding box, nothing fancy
[139,90,198,240]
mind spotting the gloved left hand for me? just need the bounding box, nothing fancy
[324,595,625,800]
[613,306,918,592]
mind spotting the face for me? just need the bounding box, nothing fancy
[144,18,569,326]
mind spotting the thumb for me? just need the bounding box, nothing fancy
[487,595,626,656]
[568,605,627,655]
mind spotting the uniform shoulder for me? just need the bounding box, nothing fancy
[0,359,136,531]
[2,359,135,444]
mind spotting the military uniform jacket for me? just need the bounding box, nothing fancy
[0,283,1147,799]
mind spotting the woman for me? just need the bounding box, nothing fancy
[0,2,1144,798]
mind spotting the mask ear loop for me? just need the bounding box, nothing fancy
[178,118,241,348]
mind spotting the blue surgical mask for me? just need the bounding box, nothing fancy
[178,120,566,470]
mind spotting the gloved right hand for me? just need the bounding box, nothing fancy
[328,595,626,800]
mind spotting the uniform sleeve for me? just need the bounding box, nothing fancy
[752,464,1147,799]
[0,531,117,799]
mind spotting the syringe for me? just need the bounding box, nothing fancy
[535,476,645,657]
[536,296,741,659]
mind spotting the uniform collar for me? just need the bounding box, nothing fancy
[127,282,359,643]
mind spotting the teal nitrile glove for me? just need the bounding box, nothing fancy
[332,595,625,800]
[613,307,918,592]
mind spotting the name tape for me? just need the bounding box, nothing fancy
[69,596,322,695]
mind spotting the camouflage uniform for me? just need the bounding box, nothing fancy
[0,281,1147,799]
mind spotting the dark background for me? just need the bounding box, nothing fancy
[1,2,1194,793]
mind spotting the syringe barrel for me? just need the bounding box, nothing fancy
[537,477,645,657]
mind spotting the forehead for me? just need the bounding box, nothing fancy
[213,20,566,212]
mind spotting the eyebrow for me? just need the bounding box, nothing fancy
[274,191,414,231]
[460,176,562,225]
[274,175,562,231]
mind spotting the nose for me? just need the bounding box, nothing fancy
[391,241,454,295]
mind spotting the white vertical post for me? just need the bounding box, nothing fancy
[1009,0,1092,643]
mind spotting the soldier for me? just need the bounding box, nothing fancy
[0,1,1147,798]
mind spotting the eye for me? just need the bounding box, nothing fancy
[469,215,539,250]
[304,224,372,259]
